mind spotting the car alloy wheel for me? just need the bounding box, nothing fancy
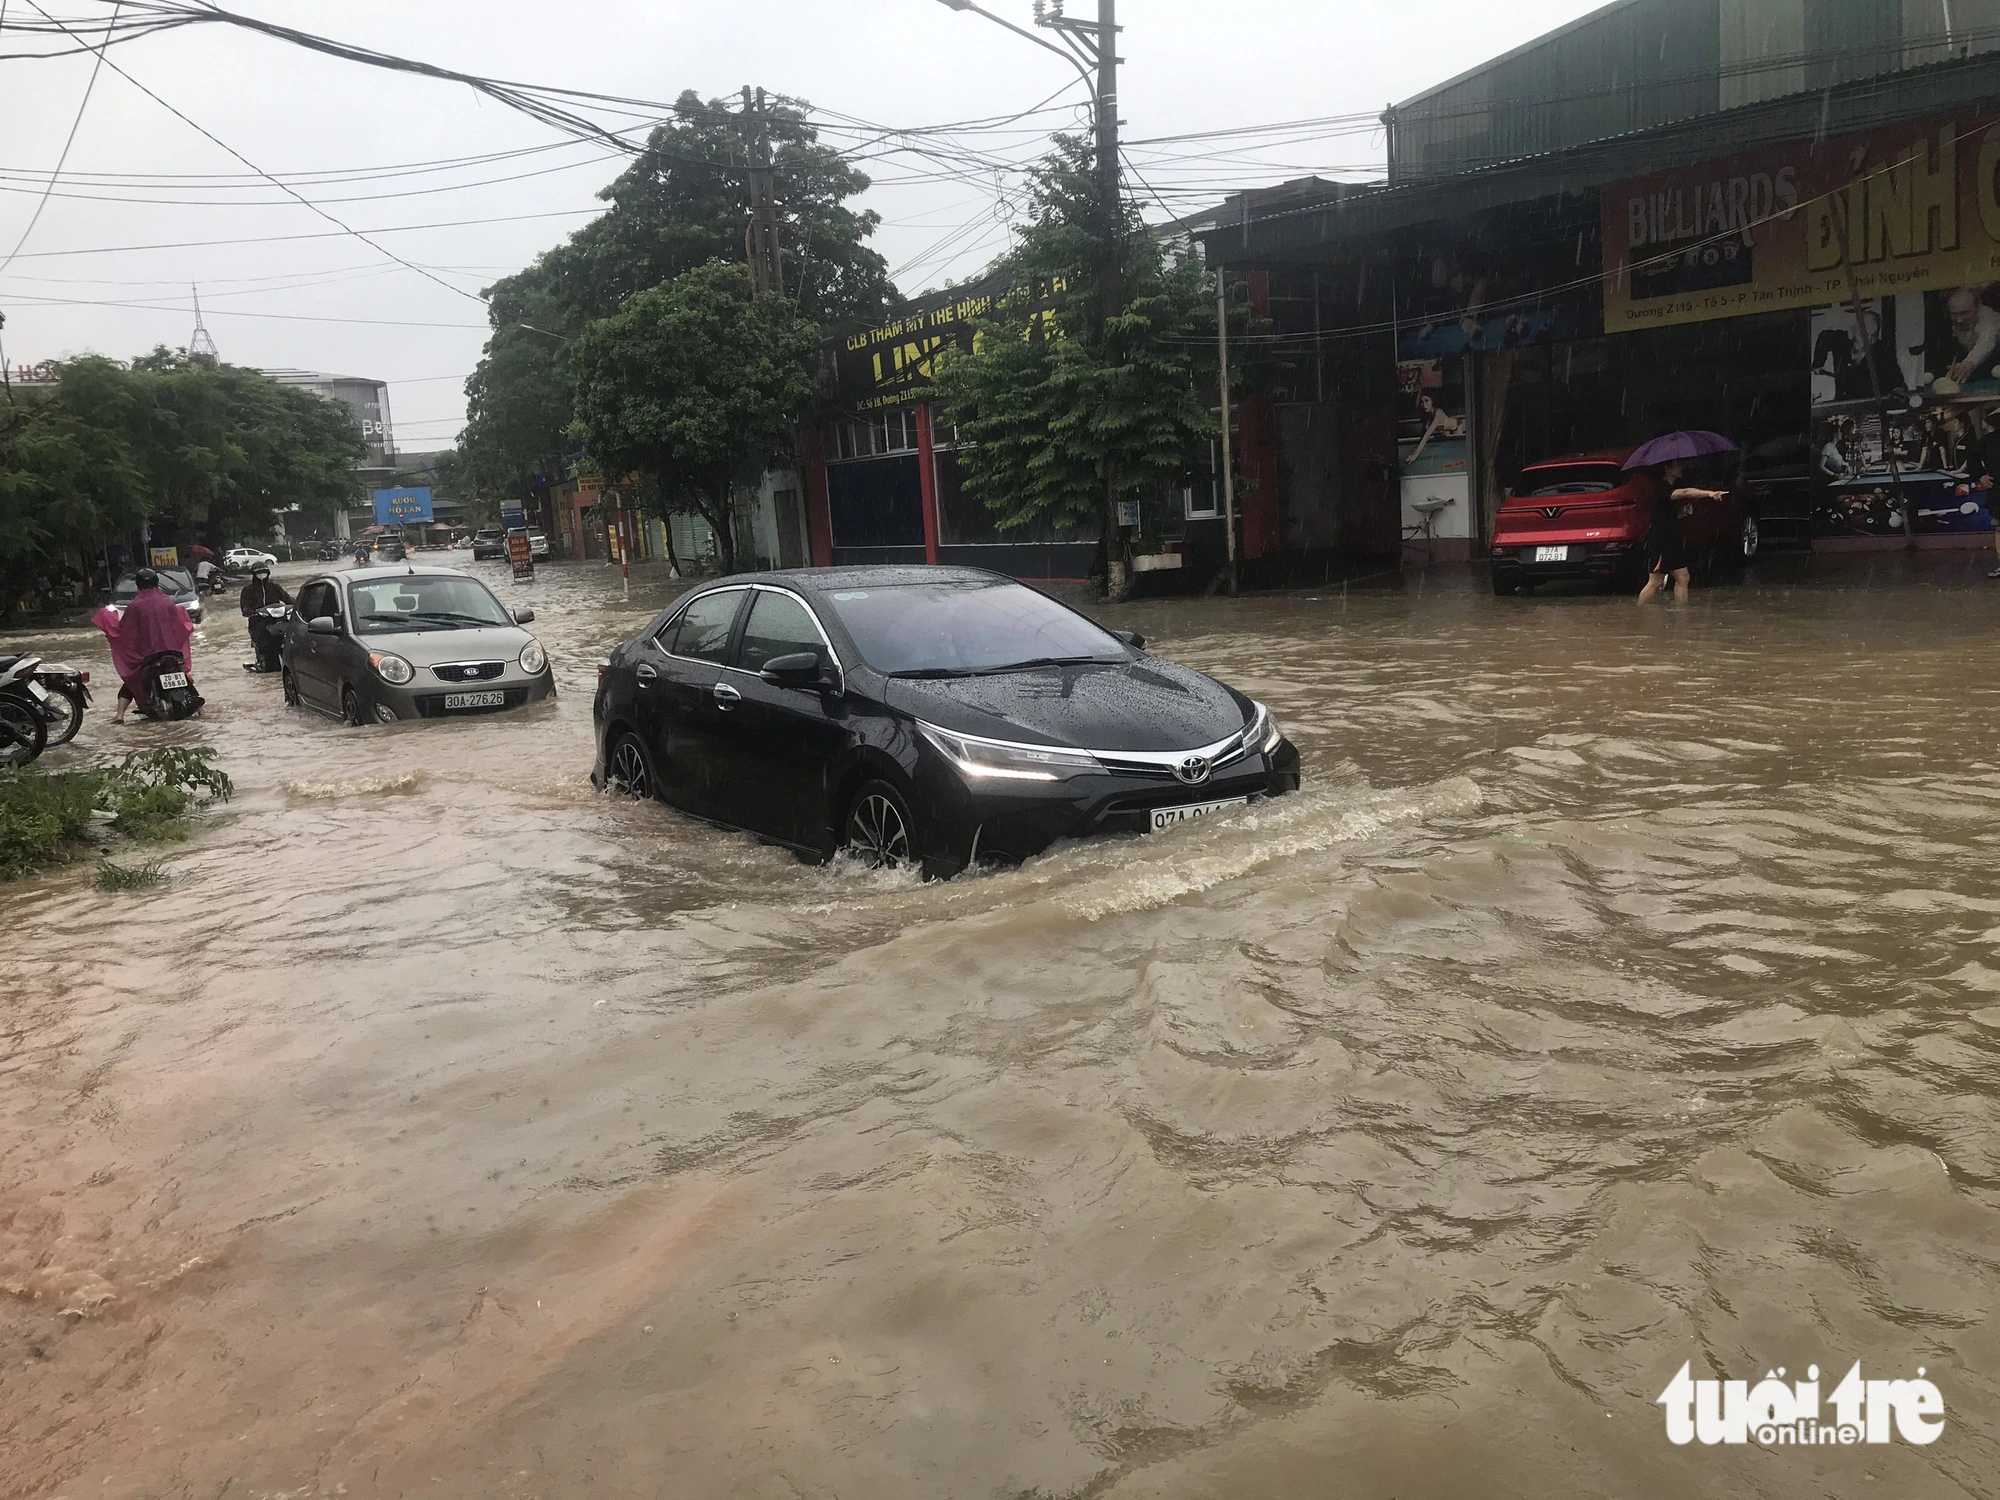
[281,667,301,708]
[844,780,914,869]
[1740,514,1760,561]
[341,686,364,728]
[608,733,653,800]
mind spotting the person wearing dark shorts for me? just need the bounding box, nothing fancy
[1637,459,1727,605]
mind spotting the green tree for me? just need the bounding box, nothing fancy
[461,89,894,511]
[929,136,1223,595]
[566,263,818,574]
[0,355,362,616]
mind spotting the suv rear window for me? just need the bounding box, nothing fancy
[1514,465,1628,499]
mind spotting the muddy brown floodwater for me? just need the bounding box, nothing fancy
[4,558,1999,1499]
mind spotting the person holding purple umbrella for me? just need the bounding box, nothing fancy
[1626,431,1735,606]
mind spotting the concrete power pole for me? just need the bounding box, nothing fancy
[741,87,783,298]
[1037,0,1125,594]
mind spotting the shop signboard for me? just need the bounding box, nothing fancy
[500,507,526,532]
[823,271,1061,415]
[1603,112,2000,334]
[507,531,535,582]
[371,487,434,525]
[1395,358,1470,540]
[1394,208,1602,361]
[149,546,179,568]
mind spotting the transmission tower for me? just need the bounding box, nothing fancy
[188,285,220,364]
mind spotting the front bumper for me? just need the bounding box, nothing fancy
[369,667,556,722]
[911,736,1303,869]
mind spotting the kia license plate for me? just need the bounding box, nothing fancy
[1534,545,1569,563]
[1149,797,1247,832]
[443,690,506,710]
[158,672,188,690]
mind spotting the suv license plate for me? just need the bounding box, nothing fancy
[1149,797,1247,832]
[1534,545,1569,562]
[444,690,505,710]
[157,672,188,690]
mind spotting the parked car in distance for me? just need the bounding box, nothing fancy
[592,566,1300,879]
[221,546,277,573]
[1488,447,1759,595]
[527,530,551,560]
[471,528,507,561]
[112,567,204,624]
[281,565,554,726]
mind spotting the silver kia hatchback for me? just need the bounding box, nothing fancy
[280,565,555,725]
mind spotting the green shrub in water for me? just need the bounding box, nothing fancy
[0,746,233,881]
[94,859,169,891]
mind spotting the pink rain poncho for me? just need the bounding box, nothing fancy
[93,589,194,698]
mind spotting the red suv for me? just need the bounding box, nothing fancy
[1489,447,1759,595]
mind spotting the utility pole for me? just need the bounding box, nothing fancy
[741,87,782,297]
[1035,0,1125,593]
[1215,273,1239,596]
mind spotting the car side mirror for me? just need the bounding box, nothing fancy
[759,651,830,689]
[1111,629,1146,650]
[307,615,341,636]
[513,607,535,624]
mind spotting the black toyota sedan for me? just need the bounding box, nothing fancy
[591,566,1300,877]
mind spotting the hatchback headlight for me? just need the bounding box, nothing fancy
[370,651,414,685]
[917,722,1103,782]
[1248,701,1283,754]
[519,640,547,675]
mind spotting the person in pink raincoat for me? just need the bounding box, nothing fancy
[93,568,195,723]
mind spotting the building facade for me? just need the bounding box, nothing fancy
[1207,0,2000,568]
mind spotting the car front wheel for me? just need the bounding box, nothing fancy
[1739,513,1760,563]
[844,779,916,871]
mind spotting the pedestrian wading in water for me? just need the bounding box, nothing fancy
[1637,459,1728,605]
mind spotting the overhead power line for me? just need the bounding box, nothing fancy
[0,0,119,275]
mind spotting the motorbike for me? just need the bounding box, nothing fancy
[30,661,91,746]
[317,539,343,561]
[0,652,52,765]
[133,650,203,721]
[244,602,294,674]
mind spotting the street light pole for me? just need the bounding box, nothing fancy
[934,0,1126,593]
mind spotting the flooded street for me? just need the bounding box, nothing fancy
[5,559,1999,1499]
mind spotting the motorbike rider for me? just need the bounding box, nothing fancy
[239,563,295,671]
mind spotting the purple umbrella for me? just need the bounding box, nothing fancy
[1622,430,1738,469]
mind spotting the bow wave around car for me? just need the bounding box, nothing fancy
[591,566,1301,878]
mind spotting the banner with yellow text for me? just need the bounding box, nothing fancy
[1602,113,2000,332]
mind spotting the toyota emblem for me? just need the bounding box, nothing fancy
[1174,755,1212,786]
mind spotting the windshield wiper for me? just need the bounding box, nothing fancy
[399,610,501,627]
[972,655,1114,674]
[888,667,979,679]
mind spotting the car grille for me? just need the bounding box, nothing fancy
[413,687,531,718]
[430,661,505,683]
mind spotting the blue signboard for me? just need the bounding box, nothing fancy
[500,506,527,532]
[372,487,434,525]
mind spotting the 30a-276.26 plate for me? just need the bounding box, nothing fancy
[443,690,505,710]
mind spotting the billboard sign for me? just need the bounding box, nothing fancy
[823,270,1061,415]
[372,487,434,525]
[507,531,535,582]
[1603,114,2000,333]
[500,506,527,532]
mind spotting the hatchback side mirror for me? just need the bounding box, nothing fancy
[513,607,535,624]
[760,652,832,689]
[307,615,341,636]
[1111,628,1146,650]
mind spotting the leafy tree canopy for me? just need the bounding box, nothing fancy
[0,354,363,614]
[930,135,1222,546]
[462,90,894,509]
[566,263,818,574]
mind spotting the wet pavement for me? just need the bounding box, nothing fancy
[4,557,1998,1499]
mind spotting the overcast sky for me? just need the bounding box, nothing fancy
[0,1,1609,454]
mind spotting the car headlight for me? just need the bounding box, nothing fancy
[1248,701,1284,754]
[369,651,414,685]
[917,721,1103,782]
[519,640,547,675]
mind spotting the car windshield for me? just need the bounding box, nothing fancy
[823,579,1126,676]
[349,575,512,634]
[114,568,193,599]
